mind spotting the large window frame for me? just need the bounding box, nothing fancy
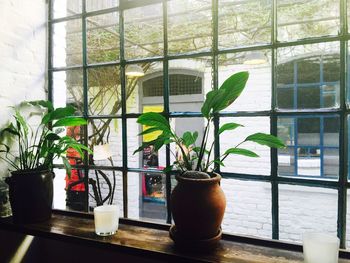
[48,0,350,248]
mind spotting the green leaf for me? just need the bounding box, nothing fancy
[0,124,19,137]
[213,71,249,113]
[182,131,198,147]
[245,133,286,149]
[53,117,87,127]
[62,156,72,178]
[27,100,54,111]
[201,90,218,119]
[224,148,259,157]
[45,133,61,141]
[213,159,225,167]
[218,122,243,135]
[163,165,174,173]
[137,112,170,132]
[14,109,28,136]
[138,127,166,136]
[43,106,76,124]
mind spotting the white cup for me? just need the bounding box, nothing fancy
[94,205,119,236]
[303,233,339,263]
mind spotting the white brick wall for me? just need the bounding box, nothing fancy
[0,0,47,176]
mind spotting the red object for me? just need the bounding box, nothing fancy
[65,126,85,192]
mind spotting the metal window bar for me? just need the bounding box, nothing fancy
[47,0,350,249]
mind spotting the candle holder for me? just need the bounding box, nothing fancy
[303,232,339,263]
[94,205,119,236]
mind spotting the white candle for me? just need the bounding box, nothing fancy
[303,233,339,263]
[94,205,119,236]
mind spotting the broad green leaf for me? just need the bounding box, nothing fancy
[27,100,54,111]
[213,71,249,113]
[218,122,243,135]
[213,159,225,167]
[182,131,198,147]
[245,133,285,149]
[224,148,259,157]
[138,127,167,136]
[50,106,76,120]
[201,90,218,119]
[45,133,61,141]
[137,112,169,128]
[53,117,87,127]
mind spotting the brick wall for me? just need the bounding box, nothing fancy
[0,0,47,175]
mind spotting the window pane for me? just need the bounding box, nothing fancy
[218,50,271,111]
[276,42,340,110]
[127,62,163,114]
[88,66,121,116]
[53,168,87,212]
[220,117,271,175]
[277,0,339,42]
[87,12,119,64]
[53,19,82,68]
[169,57,212,112]
[128,118,167,169]
[222,179,272,238]
[86,0,119,12]
[53,70,84,115]
[218,0,271,49]
[168,0,212,54]
[53,0,82,19]
[279,185,338,243]
[89,119,122,167]
[124,4,163,59]
[128,172,167,223]
[88,170,123,213]
[278,116,339,179]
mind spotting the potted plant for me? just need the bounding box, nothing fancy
[0,100,90,224]
[134,71,285,248]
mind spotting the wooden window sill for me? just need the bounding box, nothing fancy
[0,211,349,263]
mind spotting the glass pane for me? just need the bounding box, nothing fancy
[277,0,339,42]
[127,61,163,114]
[124,3,163,59]
[168,0,212,54]
[53,168,87,212]
[89,119,122,167]
[220,117,271,175]
[88,170,123,213]
[278,116,339,179]
[53,70,84,115]
[276,42,340,110]
[53,19,82,68]
[222,179,272,239]
[279,185,338,243]
[53,0,82,19]
[127,119,167,169]
[87,12,119,64]
[88,66,121,116]
[218,0,271,49]
[168,57,211,112]
[128,172,167,223]
[218,50,271,111]
[86,0,119,12]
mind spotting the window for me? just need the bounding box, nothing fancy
[49,0,350,248]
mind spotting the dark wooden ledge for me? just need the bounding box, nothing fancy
[0,213,349,263]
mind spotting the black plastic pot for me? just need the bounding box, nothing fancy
[5,169,54,224]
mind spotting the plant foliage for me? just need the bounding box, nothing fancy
[0,101,91,175]
[134,71,285,174]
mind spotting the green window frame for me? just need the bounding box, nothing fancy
[48,0,350,248]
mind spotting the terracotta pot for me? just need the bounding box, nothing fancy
[170,171,226,245]
[6,169,54,224]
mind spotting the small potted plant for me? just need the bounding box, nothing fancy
[134,71,285,248]
[0,101,90,224]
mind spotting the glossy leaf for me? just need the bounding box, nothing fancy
[53,117,87,127]
[137,112,170,132]
[224,148,259,157]
[245,133,285,148]
[218,123,243,135]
